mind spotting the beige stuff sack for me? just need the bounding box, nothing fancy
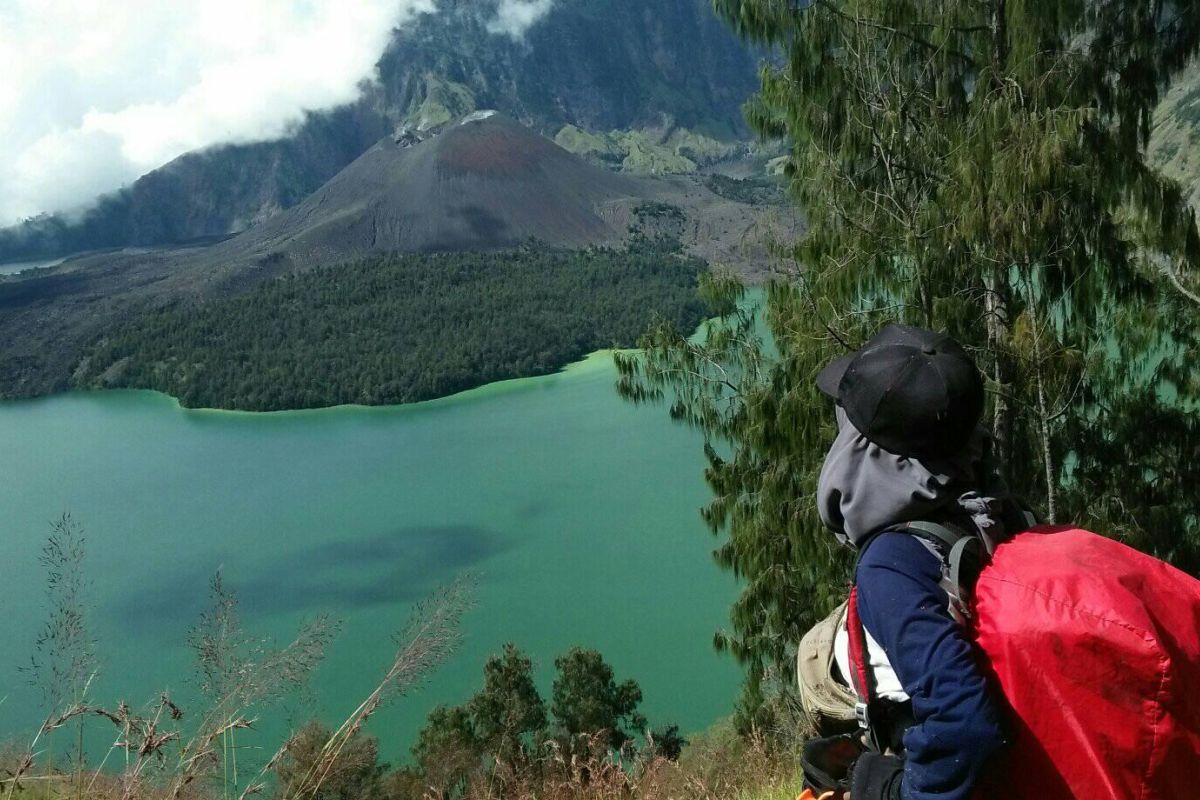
[796,599,858,733]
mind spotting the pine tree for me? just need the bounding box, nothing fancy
[619,0,1200,722]
[551,648,646,751]
[468,643,547,764]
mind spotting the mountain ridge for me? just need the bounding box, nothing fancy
[0,0,761,263]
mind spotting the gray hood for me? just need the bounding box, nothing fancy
[817,407,1005,547]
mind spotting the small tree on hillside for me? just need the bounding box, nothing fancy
[551,648,646,752]
[405,705,480,799]
[468,643,547,765]
[276,722,386,800]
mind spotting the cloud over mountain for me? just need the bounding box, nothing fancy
[487,0,556,39]
[0,0,438,225]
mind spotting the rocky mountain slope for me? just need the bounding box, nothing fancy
[183,113,787,270]
[1150,61,1200,208]
[0,0,761,263]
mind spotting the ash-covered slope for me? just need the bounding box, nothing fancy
[214,113,641,265]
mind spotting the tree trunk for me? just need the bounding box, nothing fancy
[991,0,1008,74]
[1034,360,1057,523]
[1020,265,1058,522]
[984,267,1013,481]
[986,0,1012,480]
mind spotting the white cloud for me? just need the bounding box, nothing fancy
[487,0,555,40]
[0,0,438,225]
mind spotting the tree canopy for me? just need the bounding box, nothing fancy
[551,647,647,751]
[619,0,1200,724]
[78,239,706,411]
[468,644,547,764]
[384,643,655,799]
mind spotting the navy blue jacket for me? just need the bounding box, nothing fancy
[855,532,1007,800]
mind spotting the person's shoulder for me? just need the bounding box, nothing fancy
[857,529,942,578]
[855,531,950,620]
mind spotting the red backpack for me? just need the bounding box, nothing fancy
[847,524,1200,799]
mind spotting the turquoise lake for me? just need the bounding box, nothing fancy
[0,351,741,766]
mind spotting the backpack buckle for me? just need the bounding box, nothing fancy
[854,701,870,730]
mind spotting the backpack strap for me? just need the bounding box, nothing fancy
[846,586,882,744]
[845,587,874,703]
[846,582,916,753]
[900,520,964,551]
[893,520,986,620]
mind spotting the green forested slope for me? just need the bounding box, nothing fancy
[76,242,705,410]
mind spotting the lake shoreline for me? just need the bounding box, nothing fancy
[2,348,632,417]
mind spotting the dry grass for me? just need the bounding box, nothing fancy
[4,514,475,800]
[439,725,801,800]
[271,577,473,800]
[3,714,803,800]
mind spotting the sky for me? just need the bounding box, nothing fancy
[0,0,556,226]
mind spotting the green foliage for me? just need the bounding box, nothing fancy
[551,648,646,751]
[619,0,1200,716]
[634,203,687,223]
[467,644,547,764]
[276,722,387,800]
[78,241,706,411]
[646,725,687,761]
[703,175,786,206]
[374,644,663,798]
[404,75,476,130]
[407,705,479,798]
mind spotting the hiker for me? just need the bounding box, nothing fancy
[802,323,1200,800]
[811,323,1017,800]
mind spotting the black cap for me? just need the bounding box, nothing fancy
[816,324,984,459]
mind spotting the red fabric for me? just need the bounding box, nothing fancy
[846,586,872,701]
[973,526,1200,799]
